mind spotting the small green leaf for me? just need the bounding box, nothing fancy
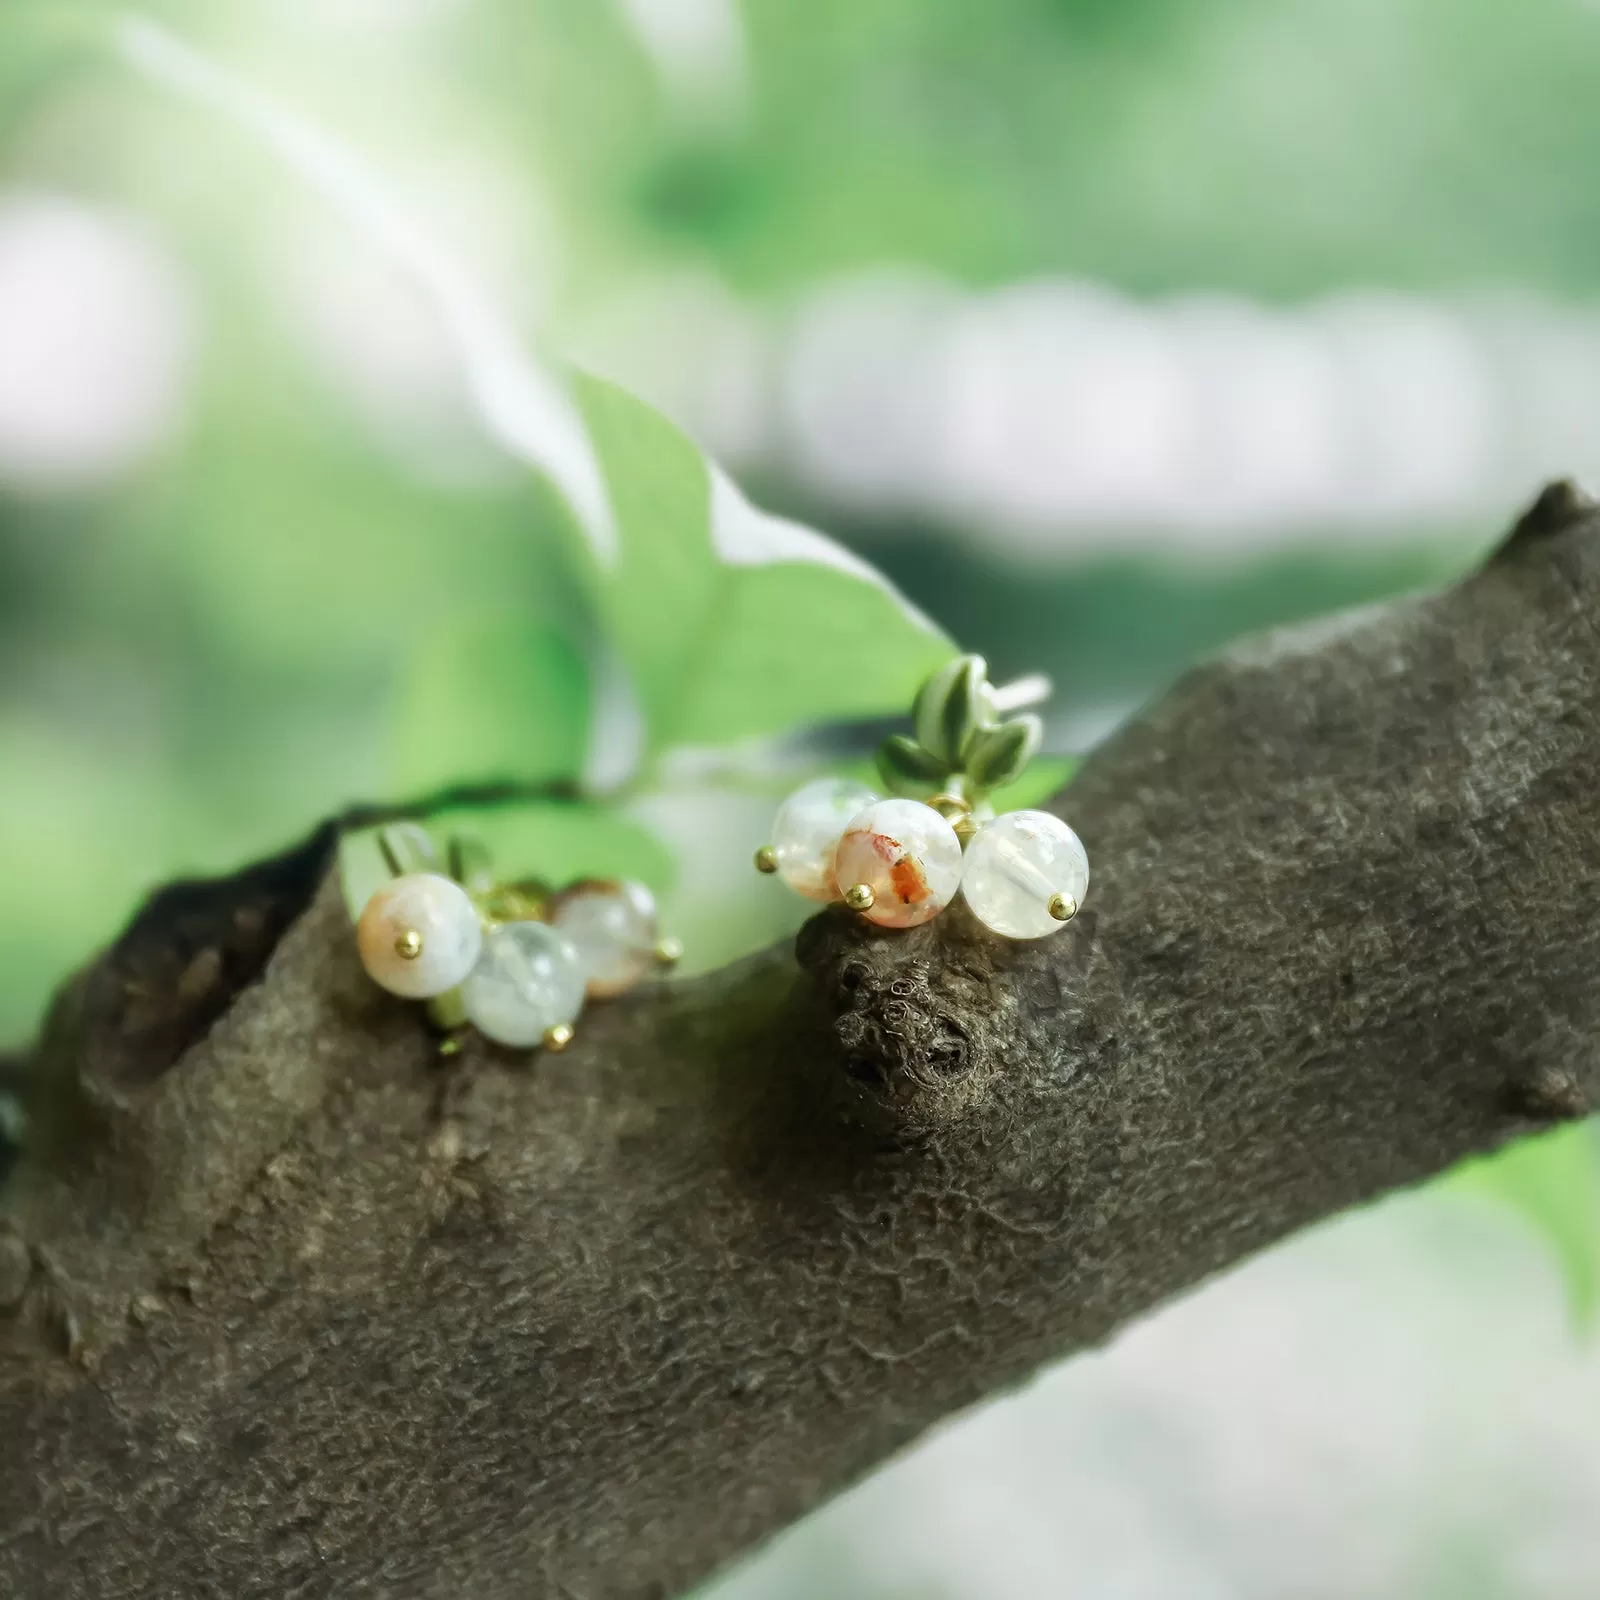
[1456,1122,1600,1333]
[837,752,1079,814]
[340,801,675,923]
[988,757,1078,813]
[913,654,988,767]
[876,734,948,797]
[445,801,675,895]
[966,714,1044,791]
[446,833,495,893]
[375,821,440,877]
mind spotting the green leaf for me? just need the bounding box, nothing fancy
[835,753,1080,814]
[1456,1122,1600,1332]
[876,734,948,797]
[388,618,589,795]
[374,822,441,877]
[339,800,675,921]
[988,757,1078,814]
[446,802,675,893]
[966,714,1044,791]
[913,654,987,767]
[565,374,953,757]
[120,20,953,778]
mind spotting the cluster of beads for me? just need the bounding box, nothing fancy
[755,656,1089,939]
[354,825,678,1052]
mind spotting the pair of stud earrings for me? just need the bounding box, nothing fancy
[351,654,1088,1050]
[354,823,680,1052]
[755,655,1089,939]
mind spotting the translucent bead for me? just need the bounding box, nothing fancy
[833,798,962,929]
[551,879,658,998]
[771,777,880,901]
[375,821,440,875]
[460,921,586,1048]
[357,872,482,999]
[961,809,1090,939]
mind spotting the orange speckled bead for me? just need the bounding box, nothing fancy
[832,799,963,929]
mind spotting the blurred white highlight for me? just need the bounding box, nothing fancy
[287,233,501,484]
[282,0,460,32]
[0,194,191,493]
[281,146,556,486]
[617,0,748,114]
[116,15,620,565]
[583,637,647,795]
[583,270,1600,557]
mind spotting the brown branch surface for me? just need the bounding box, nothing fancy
[3,488,1600,1599]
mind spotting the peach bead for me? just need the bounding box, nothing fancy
[356,872,482,999]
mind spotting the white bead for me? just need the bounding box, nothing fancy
[961,810,1089,939]
[833,798,963,929]
[771,777,880,901]
[551,880,658,998]
[357,873,482,999]
[461,921,586,1047]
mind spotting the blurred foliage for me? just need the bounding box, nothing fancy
[390,621,589,798]
[1457,1123,1600,1332]
[503,0,1600,301]
[0,0,1595,1347]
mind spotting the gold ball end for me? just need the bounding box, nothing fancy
[543,1022,575,1053]
[394,928,424,960]
[754,845,779,875]
[480,884,548,926]
[953,813,980,843]
[1048,893,1078,923]
[843,882,877,913]
[653,936,684,968]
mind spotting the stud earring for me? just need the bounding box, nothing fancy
[355,824,678,1051]
[756,655,1089,939]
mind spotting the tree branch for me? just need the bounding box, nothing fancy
[3,488,1599,1599]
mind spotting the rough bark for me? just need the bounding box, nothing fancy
[2,487,1598,1599]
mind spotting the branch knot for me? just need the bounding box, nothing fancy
[795,906,1013,1135]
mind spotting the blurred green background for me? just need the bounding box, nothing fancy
[3,2,1600,1595]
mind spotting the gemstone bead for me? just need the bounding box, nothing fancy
[961,809,1090,939]
[356,872,482,999]
[833,798,963,929]
[460,921,586,1048]
[551,879,658,998]
[771,777,880,901]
